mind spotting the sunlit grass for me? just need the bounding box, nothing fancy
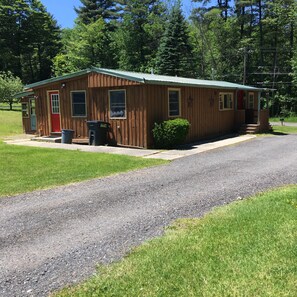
[0,110,23,138]
[55,186,297,297]
[0,110,167,197]
[270,116,297,123]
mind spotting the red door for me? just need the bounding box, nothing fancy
[49,92,61,132]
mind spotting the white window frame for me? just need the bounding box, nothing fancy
[168,88,181,117]
[109,89,127,119]
[248,92,254,109]
[21,102,29,118]
[219,92,234,111]
[71,90,87,118]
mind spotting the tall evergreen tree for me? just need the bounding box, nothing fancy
[53,18,117,76]
[114,0,166,72]
[0,0,61,83]
[75,0,121,25]
[155,2,195,77]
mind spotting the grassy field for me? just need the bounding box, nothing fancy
[55,186,297,297]
[270,116,297,123]
[0,109,23,138]
[0,110,167,197]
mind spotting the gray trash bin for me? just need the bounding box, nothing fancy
[61,129,74,144]
[87,121,110,146]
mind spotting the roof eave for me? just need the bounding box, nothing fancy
[24,69,93,90]
[146,80,261,91]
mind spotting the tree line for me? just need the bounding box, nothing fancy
[0,0,296,116]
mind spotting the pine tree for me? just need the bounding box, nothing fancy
[155,2,195,77]
[0,0,61,83]
[114,0,166,72]
[75,0,121,25]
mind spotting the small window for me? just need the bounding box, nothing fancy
[109,90,126,118]
[71,91,86,117]
[22,103,29,118]
[219,93,233,110]
[248,92,254,109]
[168,89,181,117]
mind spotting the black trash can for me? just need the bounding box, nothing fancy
[87,121,110,146]
[61,129,74,144]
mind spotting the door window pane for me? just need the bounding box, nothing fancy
[51,94,60,114]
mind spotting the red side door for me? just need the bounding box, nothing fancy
[49,91,61,132]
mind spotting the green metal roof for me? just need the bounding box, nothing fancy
[25,67,261,91]
[14,90,35,98]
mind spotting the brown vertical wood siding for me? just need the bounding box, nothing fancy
[88,73,141,88]
[146,85,238,147]
[30,72,261,148]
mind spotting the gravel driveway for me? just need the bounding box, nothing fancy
[1,135,297,297]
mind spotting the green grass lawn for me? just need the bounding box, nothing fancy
[0,110,167,197]
[0,142,166,197]
[55,186,297,297]
[270,116,297,123]
[272,125,297,134]
[0,109,23,138]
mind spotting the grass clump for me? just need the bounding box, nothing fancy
[55,186,297,297]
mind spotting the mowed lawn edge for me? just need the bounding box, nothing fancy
[0,141,167,197]
[54,186,297,297]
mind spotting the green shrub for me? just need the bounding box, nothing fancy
[152,118,190,149]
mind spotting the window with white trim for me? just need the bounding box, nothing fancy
[109,90,126,118]
[168,89,181,117]
[22,103,29,118]
[71,91,86,117]
[219,93,233,110]
[248,92,254,109]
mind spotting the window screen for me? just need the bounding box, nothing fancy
[72,91,86,117]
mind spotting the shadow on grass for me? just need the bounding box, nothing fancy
[0,108,21,112]
[259,131,288,136]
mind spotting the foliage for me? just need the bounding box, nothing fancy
[0,72,23,110]
[114,0,166,72]
[152,118,190,149]
[270,92,297,117]
[55,186,297,297]
[75,0,122,25]
[155,2,195,77]
[52,19,116,76]
[0,0,61,83]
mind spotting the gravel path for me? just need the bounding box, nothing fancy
[1,135,297,297]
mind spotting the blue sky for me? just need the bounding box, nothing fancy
[40,0,198,28]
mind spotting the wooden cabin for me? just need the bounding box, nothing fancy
[18,67,270,148]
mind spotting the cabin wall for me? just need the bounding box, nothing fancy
[90,85,147,148]
[33,77,147,147]
[34,76,89,137]
[146,85,237,147]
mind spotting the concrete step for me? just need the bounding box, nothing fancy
[32,136,62,143]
